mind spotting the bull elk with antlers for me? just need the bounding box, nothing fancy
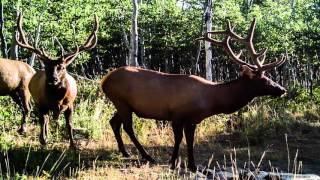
[101,18,286,171]
[15,13,99,147]
[0,59,35,133]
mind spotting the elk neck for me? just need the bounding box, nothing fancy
[206,77,256,115]
[45,74,68,101]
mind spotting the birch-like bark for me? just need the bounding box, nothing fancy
[10,10,19,60]
[205,0,212,81]
[129,0,139,66]
[139,28,146,68]
[0,1,8,58]
[28,21,41,67]
[122,26,130,65]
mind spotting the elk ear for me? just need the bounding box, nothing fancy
[240,65,256,79]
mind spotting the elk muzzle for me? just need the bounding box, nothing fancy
[270,81,287,97]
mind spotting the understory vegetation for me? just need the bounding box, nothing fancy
[0,0,319,179]
[0,82,319,179]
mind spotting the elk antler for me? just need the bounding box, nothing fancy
[16,12,99,64]
[63,15,99,65]
[198,18,286,72]
[15,12,52,60]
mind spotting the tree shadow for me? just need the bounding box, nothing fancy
[1,121,319,178]
[0,145,120,177]
[190,121,320,175]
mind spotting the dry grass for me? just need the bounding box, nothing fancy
[1,84,320,179]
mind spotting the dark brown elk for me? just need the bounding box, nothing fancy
[100,19,286,171]
[0,59,35,133]
[15,13,99,147]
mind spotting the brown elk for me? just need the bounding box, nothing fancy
[101,18,286,171]
[0,59,35,133]
[15,13,99,147]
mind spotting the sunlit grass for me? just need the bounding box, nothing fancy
[0,83,319,178]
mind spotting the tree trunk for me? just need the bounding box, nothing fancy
[28,21,41,67]
[129,0,139,66]
[0,1,8,58]
[10,10,19,60]
[204,0,213,81]
[122,26,130,65]
[139,28,146,68]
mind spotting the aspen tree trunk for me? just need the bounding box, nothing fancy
[139,28,146,68]
[28,22,41,67]
[130,0,139,66]
[10,10,19,60]
[0,1,8,58]
[204,0,212,81]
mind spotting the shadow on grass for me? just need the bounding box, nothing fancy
[196,121,320,174]
[0,146,120,178]
[1,121,319,178]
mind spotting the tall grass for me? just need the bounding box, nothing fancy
[0,83,319,178]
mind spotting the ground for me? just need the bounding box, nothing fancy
[1,85,320,179]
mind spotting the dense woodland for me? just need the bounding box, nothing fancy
[0,0,319,90]
[0,0,319,178]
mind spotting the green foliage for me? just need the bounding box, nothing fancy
[234,86,320,143]
[0,133,14,152]
[0,0,316,74]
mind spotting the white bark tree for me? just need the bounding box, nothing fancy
[10,9,19,60]
[0,1,8,58]
[204,0,212,81]
[28,21,41,67]
[129,0,139,66]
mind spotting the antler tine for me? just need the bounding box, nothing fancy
[81,14,99,49]
[259,54,286,71]
[16,12,29,45]
[247,18,256,42]
[223,36,257,69]
[245,18,264,69]
[246,18,286,71]
[197,21,256,69]
[54,37,66,60]
[199,18,286,72]
[258,48,267,64]
[226,20,244,40]
[64,15,99,63]
[16,12,51,60]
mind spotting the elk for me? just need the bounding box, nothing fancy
[15,13,99,147]
[0,59,35,133]
[100,18,286,171]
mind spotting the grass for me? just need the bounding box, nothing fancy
[0,82,319,179]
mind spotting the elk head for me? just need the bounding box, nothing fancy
[15,12,99,87]
[199,18,286,97]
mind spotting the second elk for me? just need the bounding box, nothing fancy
[16,13,99,147]
[101,19,286,171]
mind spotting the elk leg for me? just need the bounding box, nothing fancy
[110,112,130,157]
[64,105,75,148]
[10,91,27,134]
[184,123,197,172]
[170,120,183,169]
[122,114,155,163]
[39,109,49,145]
[19,90,31,133]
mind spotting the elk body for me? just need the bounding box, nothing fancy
[16,13,99,147]
[101,19,286,171]
[0,59,35,133]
